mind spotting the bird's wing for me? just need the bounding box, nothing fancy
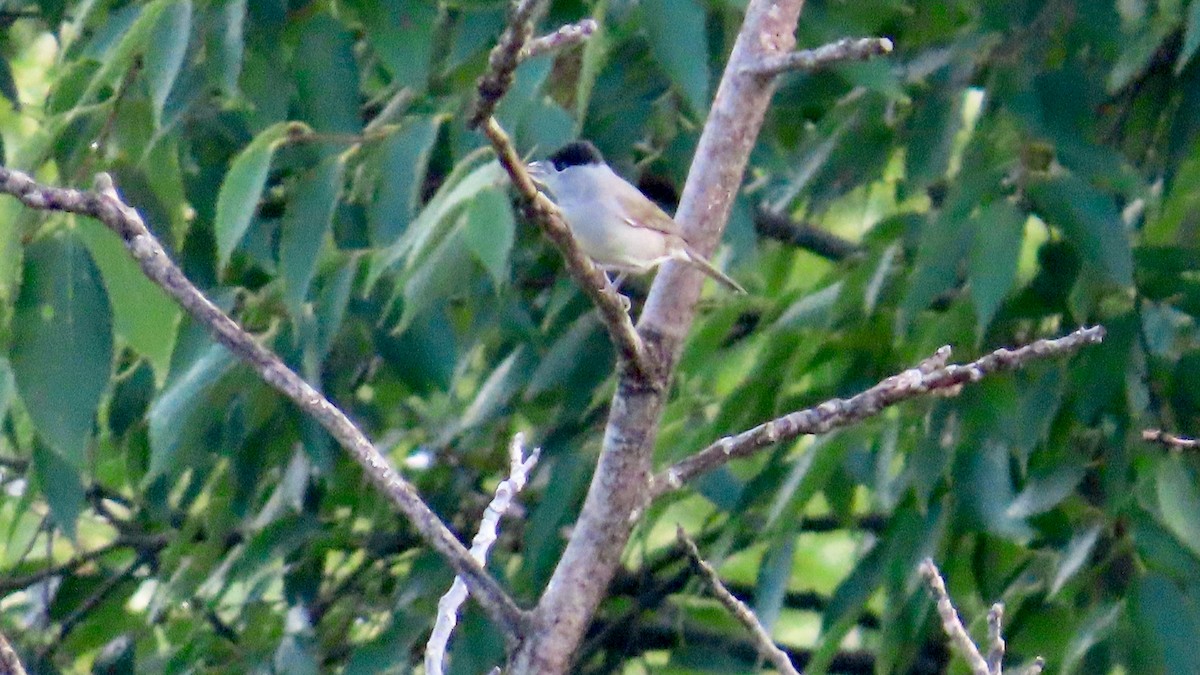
[609,174,682,237]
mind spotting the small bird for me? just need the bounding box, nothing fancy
[527,141,746,294]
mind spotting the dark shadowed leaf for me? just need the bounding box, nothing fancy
[11,231,113,461]
[367,116,441,245]
[293,14,361,134]
[1026,174,1133,286]
[968,200,1024,332]
[31,441,85,539]
[280,156,345,315]
[144,0,192,126]
[215,121,305,268]
[641,0,709,115]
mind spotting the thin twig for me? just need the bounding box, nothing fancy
[0,534,167,595]
[677,527,800,675]
[747,37,894,78]
[1142,428,1200,450]
[986,603,1004,675]
[0,167,527,642]
[650,326,1105,498]
[469,0,546,128]
[426,435,540,675]
[0,628,26,675]
[521,19,597,59]
[918,559,990,675]
[479,117,654,381]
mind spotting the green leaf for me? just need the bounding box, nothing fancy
[368,150,504,288]
[1061,602,1122,675]
[642,0,709,115]
[82,1,169,105]
[31,441,85,539]
[1156,454,1200,560]
[208,0,245,95]
[1133,573,1200,674]
[366,116,441,246]
[1050,523,1101,598]
[460,187,514,288]
[293,14,361,133]
[1026,174,1133,286]
[280,156,345,315]
[214,121,305,268]
[753,534,795,633]
[968,200,1024,332]
[575,0,609,124]
[147,342,238,478]
[76,218,181,380]
[350,0,436,89]
[395,230,475,334]
[11,231,114,461]
[1179,0,1200,73]
[144,0,192,126]
[899,209,972,329]
[1147,139,1200,245]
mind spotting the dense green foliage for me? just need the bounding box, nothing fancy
[0,0,1198,672]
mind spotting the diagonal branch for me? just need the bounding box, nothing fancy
[650,326,1105,499]
[678,527,800,675]
[480,118,654,381]
[0,168,527,642]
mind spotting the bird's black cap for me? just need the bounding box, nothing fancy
[549,141,604,171]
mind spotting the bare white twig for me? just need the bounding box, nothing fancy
[1142,428,1200,450]
[677,527,799,675]
[986,603,1005,675]
[521,19,597,59]
[918,559,990,675]
[747,37,894,77]
[426,434,540,675]
[919,559,1044,675]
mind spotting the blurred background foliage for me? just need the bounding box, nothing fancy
[0,0,1196,672]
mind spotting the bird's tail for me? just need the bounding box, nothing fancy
[680,245,747,294]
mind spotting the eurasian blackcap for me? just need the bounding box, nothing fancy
[527,141,746,294]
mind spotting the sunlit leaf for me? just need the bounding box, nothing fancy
[144,0,192,126]
[461,187,515,288]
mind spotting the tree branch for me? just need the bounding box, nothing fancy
[754,207,861,261]
[747,36,894,78]
[919,558,1045,675]
[0,168,527,642]
[0,629,26,675]
[426,434,539,675]
[650,326,1105,498]
[678,527,800,675]
[510,1,807,672]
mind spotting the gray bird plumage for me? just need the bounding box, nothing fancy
[527,141,746,294]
